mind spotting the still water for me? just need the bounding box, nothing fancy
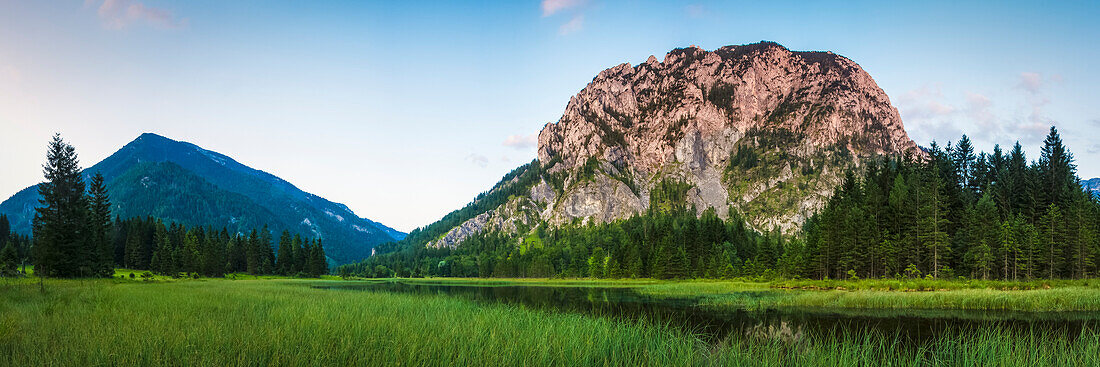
[316,280,1098,346]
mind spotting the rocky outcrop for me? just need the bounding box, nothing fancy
[429,42,921,248]
[533,41,920,231]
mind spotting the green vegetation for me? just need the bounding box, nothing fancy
[347,127,1100,290]
[390,277,1100,312]
[394,160,544,250]
[2,134,327,280]
[804,128,1097,281]
[2,278,1098,366]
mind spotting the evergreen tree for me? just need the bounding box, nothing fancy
[1038,204,1065,279]
[918,157,951,278]
[87,172,113,277]
[0,241,18,276]
[1038,127,1077,210]
[310,239,328,276]
[276,230,294,275]
[32,134,92,277]
[0,214,9,244]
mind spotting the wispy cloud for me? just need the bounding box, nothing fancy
[465,153,488,168]
[503,133,539,149]
[1015,72,1060,129]
[542,0,583,17]
[1017,72,1043,94]
[90,0,187,30]
[898,84,954,121]
[558,14,584,35]
[685,4,706,18]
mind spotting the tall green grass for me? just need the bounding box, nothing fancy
[2,279,1098,366]
[0,279,702,366]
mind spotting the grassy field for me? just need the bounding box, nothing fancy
[1,277,1099,366]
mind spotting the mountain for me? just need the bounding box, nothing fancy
[1084,178,1100,198]
[410,42,920,249]
[0,133,403,264]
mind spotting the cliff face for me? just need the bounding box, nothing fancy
[429,42,920,248]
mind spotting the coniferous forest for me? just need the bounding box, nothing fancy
[341,127,1100,281]
[3,134,327,279]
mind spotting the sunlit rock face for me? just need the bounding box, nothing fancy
[431,42,921,248]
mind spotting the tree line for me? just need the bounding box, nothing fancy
[0,214,33,276]
[339,179,774,279]
[803,127,1098,280]
[341,126,1099,281]
[3,134,327,278]
[114,217,328,278]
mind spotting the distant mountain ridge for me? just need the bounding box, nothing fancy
[0,133,403,264]
[1084,178,1100,198]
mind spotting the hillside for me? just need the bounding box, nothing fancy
[0,133,403,264]
[416,42,920,249]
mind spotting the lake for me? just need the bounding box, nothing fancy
[315,280,1099,348]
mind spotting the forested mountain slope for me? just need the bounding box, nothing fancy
[0,133,403,264]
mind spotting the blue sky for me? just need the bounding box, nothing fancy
[1,0,1097,232]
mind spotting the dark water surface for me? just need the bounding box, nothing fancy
[315,281,1099,347]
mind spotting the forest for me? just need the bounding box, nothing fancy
[340,127,1099,281]
[0,134,327,279]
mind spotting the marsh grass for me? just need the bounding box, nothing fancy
[0,279,703,366]
[3,278,1100,366]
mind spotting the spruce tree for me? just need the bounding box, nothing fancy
[276,230,294,275]
[311,239,328,276]
[87,172,113,277]
[1038,204,1065,279]
[1038,127,1077,210]
[918,160,951,278]
[0,214,9,243]
[32,134,91,277]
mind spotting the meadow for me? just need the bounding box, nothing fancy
[2,276,1100,366]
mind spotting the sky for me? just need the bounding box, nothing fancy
[1,0,1098,232]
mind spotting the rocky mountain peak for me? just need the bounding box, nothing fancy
[538,41,917,175]
[427,42,922,248]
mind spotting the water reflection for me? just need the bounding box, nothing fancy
[315,281,1099,347]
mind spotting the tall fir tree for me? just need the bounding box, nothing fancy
[87,172,113,277]
[918,155,951,278]
[32,134,92,277]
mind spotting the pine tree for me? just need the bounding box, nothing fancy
[310,239,328,276]
[276,231,294,275]
[1038,127,1077,210]
[918,159,951,278]
[87,173,113,277]
[0,214,9,244]
[0,241,18,276]
[1038,204,1065,279]
[32,134,91,277]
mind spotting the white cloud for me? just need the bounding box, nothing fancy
[558,14,583,35]
[503,133,539,149]
[542,0,583,17]
[92,0,187,30]
[465,153,488,168]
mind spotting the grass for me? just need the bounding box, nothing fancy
[391,277,1100,312]
[2,277,1099,366]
